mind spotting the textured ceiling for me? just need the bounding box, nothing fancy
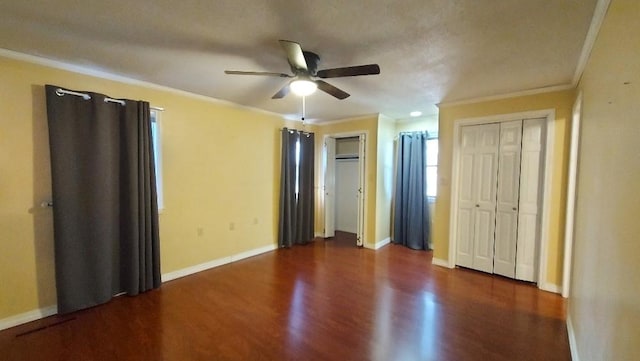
[0,0,597,122]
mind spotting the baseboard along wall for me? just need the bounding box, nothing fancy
[567,314,580,361]
[0,243,278,331]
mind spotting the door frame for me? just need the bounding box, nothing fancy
[562,91,582,298]
[448,109,556,292]
[322,131,368,246]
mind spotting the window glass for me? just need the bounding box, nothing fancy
[150,110,164,210]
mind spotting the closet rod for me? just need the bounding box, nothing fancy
[54,88,164,111]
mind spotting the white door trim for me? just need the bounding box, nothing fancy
[562,91,582,298]
[322,131,369,245]
[448,109,556,292]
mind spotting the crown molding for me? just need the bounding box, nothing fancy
[437,84,574,108]
[0,48,285,119]
[572,0,612,85]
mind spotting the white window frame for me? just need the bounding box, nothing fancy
[150,109,164,211]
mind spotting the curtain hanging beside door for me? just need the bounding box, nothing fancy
[278,128,315,247]
[45,85,161,314]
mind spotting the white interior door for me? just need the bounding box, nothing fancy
[456,123,500,273]
[356,134,366,246]
[471,124,500,273]
[516,118,545,281]
[456,127,478,268]
[324,137,336,238]
[494,120,523,278]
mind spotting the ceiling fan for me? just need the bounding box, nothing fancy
[225,40,380,100]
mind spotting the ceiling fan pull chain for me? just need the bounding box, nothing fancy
[302,95,306,124]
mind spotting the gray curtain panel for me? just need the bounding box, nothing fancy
[296,132,315,244]
[278,129,298,247]
[278,128,315,247]
[393,131,431,250]
[45,85,161,314]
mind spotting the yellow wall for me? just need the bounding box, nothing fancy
[0,55,289,319]
[569,1,640,359]
[395,114,438,134]
[314,116,379,247]
[375,115,395,244]
[437,89,575,286]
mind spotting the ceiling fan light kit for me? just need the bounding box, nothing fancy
[290,77,317,96]
[225,40,380,101]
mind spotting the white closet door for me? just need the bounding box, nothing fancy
[494,120,523,278]
[456,123,500,273]
[471,124,500,273]
[516,118,545,281]
[324,137,336,238]
[456,126,478,268]
[356,134,366,246]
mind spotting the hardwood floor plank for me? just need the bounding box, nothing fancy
[0,234,569,360]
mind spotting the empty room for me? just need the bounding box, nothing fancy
[0,1,638,360]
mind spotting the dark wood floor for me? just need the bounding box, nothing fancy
[0,232,569,361]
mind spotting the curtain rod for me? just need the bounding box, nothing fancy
[55,88,164,111]
[281,128,313,135]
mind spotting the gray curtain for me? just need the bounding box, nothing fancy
[45,85,161,314]
[278,128,315,247]
[296,132,315,244]
[393,131,430,250]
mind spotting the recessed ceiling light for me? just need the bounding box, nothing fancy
[410,111,422,117]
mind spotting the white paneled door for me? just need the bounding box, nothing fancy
[515,118,545,282]
[456,123,500,273]
[494,120,523,278]
[456,118,544,281]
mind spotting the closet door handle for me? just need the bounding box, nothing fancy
[512,207,517,211]
[475,204,480,207]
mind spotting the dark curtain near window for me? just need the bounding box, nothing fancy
[278,128,315,247]
[45,85,161,314]
[393,131,430,250]
[296,132,315,244]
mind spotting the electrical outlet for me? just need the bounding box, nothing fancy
[229,222,235,231]
[197,227,203,236]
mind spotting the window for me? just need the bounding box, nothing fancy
[150,110,164,210]
[426,138,438,198]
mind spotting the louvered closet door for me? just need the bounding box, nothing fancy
[456,123,500,273]
[494,120,523,278]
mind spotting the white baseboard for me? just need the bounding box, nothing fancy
[0,244,278,331]
[162,243,277,282]
[567,314,580,361]
[539,282,562,294]
[0,305,57,331]
[364,237,390,250]
[431,258,451,268]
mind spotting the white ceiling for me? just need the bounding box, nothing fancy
[0,0,598,123]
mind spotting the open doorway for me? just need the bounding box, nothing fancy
[323,133,366,246]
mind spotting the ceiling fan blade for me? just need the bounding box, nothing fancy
[316,80,350,100]
[225,70,291,77]
[279,40,308,72]
[272,84,291,99]
[317,64,380,78]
